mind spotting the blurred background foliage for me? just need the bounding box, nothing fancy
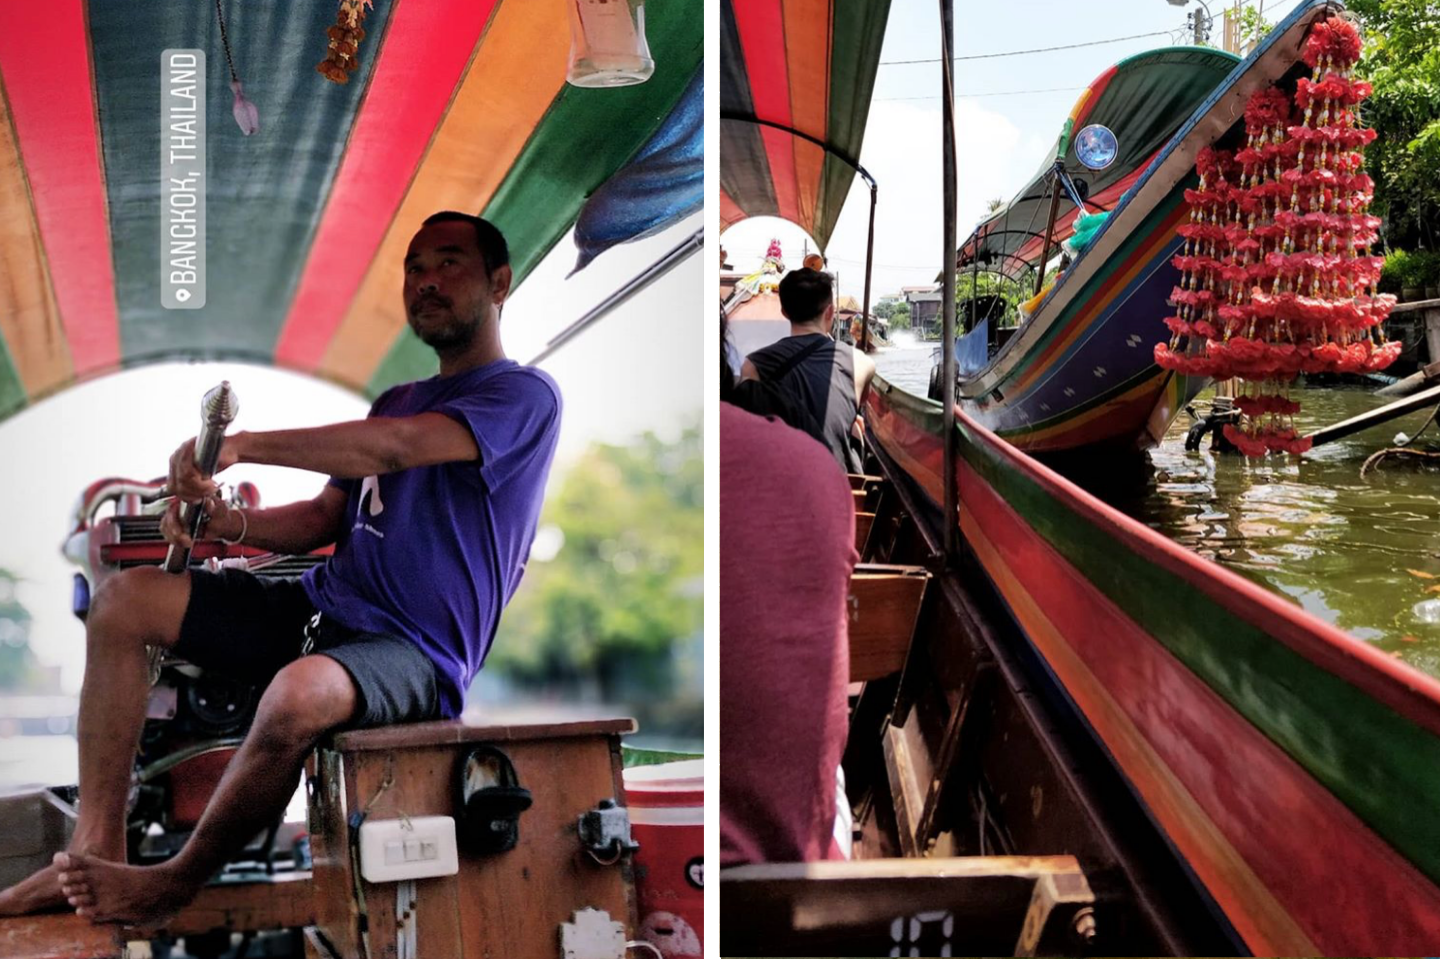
[485,418,703,741]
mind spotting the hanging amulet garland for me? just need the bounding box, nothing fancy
[317,0,372,85]
[1154,16,1397,456]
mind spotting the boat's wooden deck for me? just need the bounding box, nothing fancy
[0,872,314,959]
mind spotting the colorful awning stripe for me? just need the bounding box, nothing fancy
[0,0,701,425]
[720,0,890,250]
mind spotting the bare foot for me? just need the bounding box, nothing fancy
[54,851,199,926]
[0,860,70,916]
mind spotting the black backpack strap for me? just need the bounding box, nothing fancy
[760,336,830,383]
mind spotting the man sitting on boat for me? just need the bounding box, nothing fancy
[0,212,562,926]
[739,268,876,473]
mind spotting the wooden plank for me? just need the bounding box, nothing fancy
[852,488,867,510]
[146,872,315,939]
[0,875,314,959]
[855,511,875,554]
[1389,297,1440,314]
[720,855,1090,956]
[1306,381,1440,447]
[847,473,883,490]
[0,914,123,959]
[332,716,636,752]
[882,719,927,856]
[848,567,930,682]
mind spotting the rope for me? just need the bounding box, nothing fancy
[1395,402,1440,448]
[880,30,1172,65]
[1360,447,1440,477]
[214,0,239,82]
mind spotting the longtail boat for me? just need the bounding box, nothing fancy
[862,375,1440,954]
[722,0,1440,954]
[0,2,702,956]
[942,0,1346,453]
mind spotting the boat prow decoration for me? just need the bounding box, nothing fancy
[948,0,1349,453]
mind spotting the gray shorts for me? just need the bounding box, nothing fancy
[173,567,440,728]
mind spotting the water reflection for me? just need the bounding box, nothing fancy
[876,345,1440,672]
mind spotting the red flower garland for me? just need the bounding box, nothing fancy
[1154,16,1397,456]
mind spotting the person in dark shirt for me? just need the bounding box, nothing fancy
[739,268,875,472]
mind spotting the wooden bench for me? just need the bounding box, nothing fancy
[849,474,884,517]
[309,717,637,959]
[720,855,1097,956]
[0,873,315,959]
[848,564,930,683]
[855,511,875,552]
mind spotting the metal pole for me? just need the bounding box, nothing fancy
[527,228,704,366]
[940,0,959,561]
[1035,165,1063,298]
[861,173,878,353]
[969,241,979,334]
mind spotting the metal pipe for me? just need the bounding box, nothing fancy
[1035,166,1063,298]
[163,382,239,574]
[861,176,877,354]
[940,0,959,561]
[528,228,704,366]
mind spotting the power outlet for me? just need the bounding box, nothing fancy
[357,816,459,883]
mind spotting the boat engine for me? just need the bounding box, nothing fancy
[63,476,327,864]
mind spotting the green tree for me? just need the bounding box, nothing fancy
[955,271,1022,328]
[488,423,702,703]
[1348,0,1440,250]
[1234,7,1274,51]
[888,301,912,330]
[0,569,41,691]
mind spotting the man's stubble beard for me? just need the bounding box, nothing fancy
[411,308,485,352]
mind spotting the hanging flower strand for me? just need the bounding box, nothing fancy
[317,0,373,85]
[1155,15,1395,457]
[214,0,259,135]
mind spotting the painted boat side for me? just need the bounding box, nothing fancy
[866,379,1440,954]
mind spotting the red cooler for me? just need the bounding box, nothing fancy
[624,759,703,959]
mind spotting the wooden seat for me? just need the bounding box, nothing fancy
[855,511,875,552]
[720,855,1096,956]
[848,564,930,683]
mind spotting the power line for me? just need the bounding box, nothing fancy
[876,85,1084,102]
[879,29,1172,66]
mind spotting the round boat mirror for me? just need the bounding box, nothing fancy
[1074,124,1118,170]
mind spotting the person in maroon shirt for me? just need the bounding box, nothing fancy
[720,399,857,864]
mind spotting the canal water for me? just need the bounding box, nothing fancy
[876,343,1440,674]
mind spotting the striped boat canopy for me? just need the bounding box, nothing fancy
[957,47,1240,280]
[719,0,892,250]
[0,0,701,426]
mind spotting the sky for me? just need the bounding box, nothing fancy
[0,214,702,694]
[722,0,1311,301]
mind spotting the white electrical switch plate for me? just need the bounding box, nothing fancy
[559,908,627,959]
[358,816,459,883]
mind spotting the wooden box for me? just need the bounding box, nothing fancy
[308,717,638,959]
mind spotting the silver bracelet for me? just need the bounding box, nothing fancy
[219,507,248,546]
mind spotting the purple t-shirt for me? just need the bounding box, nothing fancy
[301,359,561,717]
